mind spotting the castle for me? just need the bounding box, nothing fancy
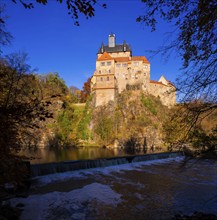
[91,34,176,107]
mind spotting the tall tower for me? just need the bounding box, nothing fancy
[108,33,115,47]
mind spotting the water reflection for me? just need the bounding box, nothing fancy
[20,147,148,164]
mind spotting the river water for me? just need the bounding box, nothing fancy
[20,146,148,164]
[11,157,217,219]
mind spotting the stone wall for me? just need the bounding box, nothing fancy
[94,88,116,106]
[147,83,176,107]
[92,45,176,107]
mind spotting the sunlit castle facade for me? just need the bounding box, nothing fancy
[91,34,176,107]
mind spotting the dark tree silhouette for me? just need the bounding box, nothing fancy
[0,5,12,54]
[0,52,51,187]
[137,0,217,108]
[11,0,106,26]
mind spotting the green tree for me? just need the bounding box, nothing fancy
[163,103,217,153]
[163,107,189,148]
[69,85,80,103]
[77,103,92,140]
[93,106,115,145]
[0,52,48,187]
[95,116,114,145]
[37,72,68,99]
[53,109,77,148]
[141,94,157,115]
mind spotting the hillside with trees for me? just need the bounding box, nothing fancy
[0,52,216,190]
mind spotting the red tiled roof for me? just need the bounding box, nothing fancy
[97,52,113,61]
[97,54,150,64]
[132,56,150,63]
[150,80,166,86]
[114,57,130,62]
[150,80,176,88]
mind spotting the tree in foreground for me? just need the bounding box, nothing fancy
[137,1,217,152]
[163,104,217,155]
[0,52,50,188]
[137,0,216,107]
[11,0,106,26]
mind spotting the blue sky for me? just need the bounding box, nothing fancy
[2,0,181,89]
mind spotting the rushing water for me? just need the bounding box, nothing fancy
[11,157,217,220]
[20,146,148,164]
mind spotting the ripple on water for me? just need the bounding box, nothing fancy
[11,157,217,219]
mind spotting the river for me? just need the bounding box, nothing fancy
[20,146,149,164]
[11,157,217,220]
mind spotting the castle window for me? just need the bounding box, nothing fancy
[116,64,121,67]
[122,63,127,67]
[107,61,111,66]
[101,62,105,66]
[107,76,109,81]
[99,70,101,74]
[144,65,148,69]
[108,69,111,73]
[133,62,139,66]
[101,77,103,81]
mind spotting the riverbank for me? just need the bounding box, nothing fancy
[6,156,217,220]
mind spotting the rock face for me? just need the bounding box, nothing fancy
[20,97,64,149]
[91,90,169,150]
[91,34,176,107]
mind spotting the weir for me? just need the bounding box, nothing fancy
[30,151,184,177]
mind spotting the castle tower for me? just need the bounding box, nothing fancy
[108,33,116,47]
[91,52,117,106]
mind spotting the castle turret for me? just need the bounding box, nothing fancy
[108,33,116,47]
[100,42,104,53]
[123,40,127,52]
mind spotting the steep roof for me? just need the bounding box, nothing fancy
[114,56,150,63]
[114,57,130,62]
[150,80,166,86]
[98,44,131,54]
[132,56,150,64]
[159,75,176,87]
[97,54,150,63]
[97,52,113,61]
[150,79,176,88]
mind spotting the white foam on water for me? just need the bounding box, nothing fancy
[10,156,217,219]
[11,182,122,220]
[33,156,185,186]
